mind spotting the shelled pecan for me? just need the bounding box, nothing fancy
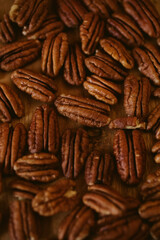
[153,88,160,98]
[85,50,127,81]
[9,200,38,240]
[58,205,95,240]
[133,43,160,86]
[0,39,41,71]
[109,117,146,129]
[28,104,59,154]
[61,128,89,179]
[80,12,104,55]
[14,153,59,183]
[152,142,160,163]
[147,104,160,140]
[113,130,146,185]
[42,32,68,77]
[54,94,111,127]
[107,13,144,47]
[85,151,114,185]
[123,0,160,38]
[100,37,134,69]
[11,69,57,102]
[124,75,151,118]
[0,14,16,43]
[32,178,79,216]
[83,75,122,105]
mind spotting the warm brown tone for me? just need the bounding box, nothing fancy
[147,104,160,140]
[0,14,16,43]
[153,88,160,98]
[152,141,160,163]
[109,117,146,130]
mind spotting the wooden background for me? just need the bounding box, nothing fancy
[0,0,160,239]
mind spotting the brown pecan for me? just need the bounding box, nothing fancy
[124,75,151,118]
[150,221,160,240]
[152,142,160,163]
[85,151,114,186]
[85,50,127,81]
[109,117,146,129]
[83,75,122,105]
[13,153,59,183]
[0,14,16,43]
[42,32,68,77]
[133,43,160,86]
[139,200,160,222]
[64,44,86,86]
[122,0,160,38]
[9,200,38,240]
[28,104,59,154]
[80,12,104,55]
[58,205,95,240]
[61,128,89,179]
[57,0,87,28]
[153,88,160,98]
[147,104,160,140]
[107,13,144,47]
[100,37,134,69]
[11,69,57,103]
[113,130,146,185]
[32,178,79,216]
[54,94,111,127]
[0,39,41,71]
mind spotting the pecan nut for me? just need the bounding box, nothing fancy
[0,14,16,43]
[152,141,160,163]
[153,88,160,98]
[32,178,79,216]
[13,153,59,183]
[54,94,111,127]
[42,32,68,77]
[109,117,146,129]
[11,69,57,103]
[150,221,160,240]
[139,200,160,222]
[124,75,151,118]
[64,44,86,85]
[61,128,89,179]
[147,104,160,140]
[83,75,122,105]
[80,12,104,55]
[28,104,59,154]
[113,130,146,185]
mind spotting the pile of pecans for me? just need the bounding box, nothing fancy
[0,0,160,239]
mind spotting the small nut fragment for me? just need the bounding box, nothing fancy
[0,14,16,43]
[147,104,160,140]
[109,117,146,129]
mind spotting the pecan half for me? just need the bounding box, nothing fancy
[13,153,59,182]
[113,130,146,185]
[147,104,160,140]
[42,32,68,77]
[80,12,104,55]
[0,39,41,71]
[54,94,111,127]
[153,88,160,98]
[85,50,127,81]
[123,0,160,38]
[85,151,114,185]
[32,178,79,216]
[100,37,134,69]
[64,44,86,85]
[11,69,57,103]
[83,75,122,105]
[139,200,160,222]
[9,200,38,240]
[109,117,146,129]
[124,75,151,118]
[107,13,144,47]
[61,128,89,179]
[0,14,16,43]
[28,104,59,154]
[152,142,160,163]
[58,205,95,240]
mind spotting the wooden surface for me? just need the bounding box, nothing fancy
[0,0,160,239]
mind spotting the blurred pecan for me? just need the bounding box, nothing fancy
[152,142,160,163]
[28,104,59,154]
[83,75,122,105]
[85,50,127,81]
[61,128,89,179]
[11,69,57,103]
[32,178,79,216]
[80,12,104,55]
[153,88,160,98]
[107,13,144,47]
[57,0,87,28]
[124,75,151,118]
[85,151,114,186]
[147,104,160,140]
[113,130,146,185]
[150,221,160,240]
[9,200,38,240]
[54,94,111,127]
[0,14,16,43]
[0,39,41,71]
[100,37,134,69]
[139,199,160,222]
[133,43,160,86]
[64,44,86,85]
[14,153,59,183]
[109,117,146,129]
[42,32,68,77]
[123,0,160,38]
[58,205,95,240]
